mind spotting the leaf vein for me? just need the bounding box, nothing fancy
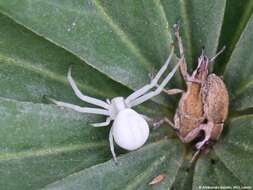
[0,142,107,161]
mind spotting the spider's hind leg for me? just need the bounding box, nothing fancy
[91,117,111,127]
[109,128,118,163]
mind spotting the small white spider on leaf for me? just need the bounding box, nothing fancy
[47,47,180,162]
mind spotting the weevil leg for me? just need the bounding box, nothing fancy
[154,84,183,95]
[190,149,201,164]
[109,128,118,163]
[162,88,184,95]
[125,47,174,105]
[195,122,214,150]
[47,97,110,116]
[174,24,189,81]
[152,119,165,129]
[152,117,177,130]
[173,24,184,58]
[180,125,203,143]
[164,117,176,128]
[139,114,165,129]
[67,66,110,109]
[179,58,189,82]
[91,117,111,127]
[128,62,180,107]
[186,77,203,84]
[214,123,224,140]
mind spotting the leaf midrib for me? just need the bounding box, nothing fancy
[222,1,253,75]
[26,0,154,72]
[0,142,107,161]
[0,52,111,98]
[124,152,183,190]
[0,10,174,109]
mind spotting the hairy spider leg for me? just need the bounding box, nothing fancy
[91,117,112,127]
[129,62,180,107]
[68,66,110,109]
[125,47,174,105]
[48,97,110,116]
[109,128,117,162]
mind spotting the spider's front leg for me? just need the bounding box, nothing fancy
[128,60,180,108]
[125,47,175,105]
[67,66,110,109]
[45,96,110,116]
[150,67,183,95]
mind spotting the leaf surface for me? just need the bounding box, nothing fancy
[0,13,167,115]
[0,97,109,190]
[214,115,253,186]
[0,97,171,190]
[0,0,252,190]
[161,0,226,70]
[43,139,183,190]
[224,14,253,111]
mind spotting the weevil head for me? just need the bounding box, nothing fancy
[192,50,209,81]
[192,46,226,81]
[112,108,149,151]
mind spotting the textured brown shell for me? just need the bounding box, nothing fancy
[174,83,204,138]
[202,74,229,140]
[202,74,229,123]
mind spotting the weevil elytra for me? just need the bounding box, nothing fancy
[46,48,180,162]
[162,24,229,161]
[201,73,229,145]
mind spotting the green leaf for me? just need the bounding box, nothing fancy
[193,155,243,188]
[169,160,194,190]
[0,13,167,115]
[42,139,183,190]
[0,0,174,90]
[215,0,253,75]
[192,115,253,188]
[0,97,172,190]
[0,0,226,84]
[0,13,130,103]
[214,115,253,186]
[0,0,226,107]
[0,97,109,190]
[224,13,253,111]
[161,0,226,70]
[0,0,252,190]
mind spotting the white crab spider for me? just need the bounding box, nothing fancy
[48,47,179,162]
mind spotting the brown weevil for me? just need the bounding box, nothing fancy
[162,24,229,162]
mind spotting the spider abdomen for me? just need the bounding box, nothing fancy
[112,109,149,151]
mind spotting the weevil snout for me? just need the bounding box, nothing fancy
[197,55,209,71]
[193,54,209,81]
